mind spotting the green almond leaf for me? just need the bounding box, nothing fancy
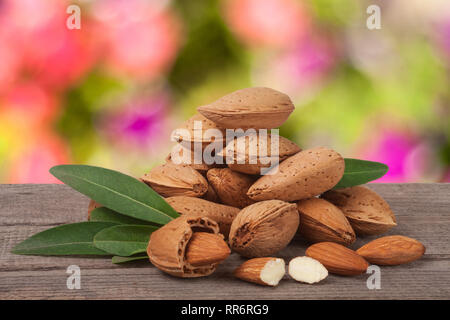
[12,222,116,255]
[93,225,157,257]
[334,158,389,189]
[50,165,178,225]
[112,255,149,264]
[90,207,156,226]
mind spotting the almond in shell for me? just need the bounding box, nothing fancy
[219,133,301,175]
[165,196,239,237]
[197,87,294,129]
[247,147,345,202]
[207,168,256,208]
[356,235,425,265]
[166,151,215,174]
[229,200,299,258]
[322,186,397,235]
[297,198,356,245]
[171,113,225,150]
[306,242,369,276]
[202,183,221,203]
[141,162,208,198]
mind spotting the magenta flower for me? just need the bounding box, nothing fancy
[100,93,171,152]
[358,130,445,183]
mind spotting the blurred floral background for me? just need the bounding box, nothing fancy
[0,0,449,183]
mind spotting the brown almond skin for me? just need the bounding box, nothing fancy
[297,198,356,246]
[147,216,223,278]
[207,168,256,208]
[221,133,301,175]
[166,196,239,237]
[322,186,397,235]
[234,257,284,286]
[306,242,369,276]
[202,184,221,203]
[247,147,345,202]
[141,162,208,198]
[185,232,230,266]
[229,200,299,258]
[356,235,425,266]
[197,87,294,129]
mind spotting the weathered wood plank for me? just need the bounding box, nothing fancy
[0,183,449,300]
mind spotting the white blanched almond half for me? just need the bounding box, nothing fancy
[288,256,328,284]
[260,258,286,286]
[234,257,286,286]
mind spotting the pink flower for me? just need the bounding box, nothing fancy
[92,0,181,79]
[0,37,20,93]
[99,93,171,152]
[0,0,97,89]
[8,132,70,184]
[437,18,450,57]
[224,0,308,48]
[1,82,57,127]
[359,130,444,183]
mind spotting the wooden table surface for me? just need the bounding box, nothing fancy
[0,183,449,300]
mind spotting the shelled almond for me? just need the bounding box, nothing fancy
[356,235,425,265]
[306,242,368,276]
[234,257,286,286]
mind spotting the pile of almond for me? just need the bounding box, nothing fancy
[128,88,426,285]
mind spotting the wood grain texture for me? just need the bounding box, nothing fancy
[0,183,449,300]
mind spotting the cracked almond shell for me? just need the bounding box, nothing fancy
[207,168,256,208]
[322,186,397,235]
[197,87,294,129]
[141,162,208,198]
[166,196,239,237]
[297,198,356,245]
[229,200,299,258]
[219,133,301,175]
[147,215,223,277]
[247,146,345,202]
